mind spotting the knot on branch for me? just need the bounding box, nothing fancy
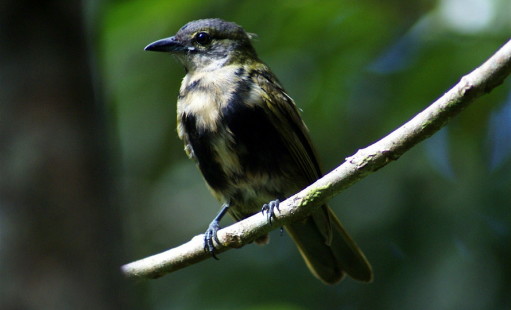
[347,148,398,172]
[219,230,245,248]
[459,76,477,97]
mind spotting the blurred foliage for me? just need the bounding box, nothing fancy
[99,0,510,309]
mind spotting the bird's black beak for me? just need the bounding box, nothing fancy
[144,36,186,53]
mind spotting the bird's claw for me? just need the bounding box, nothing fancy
[261,199,280,225]
[204,221,221,260]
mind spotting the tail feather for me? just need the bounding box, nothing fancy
[285,205,372,284]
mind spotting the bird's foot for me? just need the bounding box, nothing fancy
[204,220,221,260]
[203,203,230,260]
[261,199,280,225]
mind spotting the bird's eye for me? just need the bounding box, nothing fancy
[195,32,211,45]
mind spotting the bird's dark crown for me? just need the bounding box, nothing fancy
[176,18,253,44]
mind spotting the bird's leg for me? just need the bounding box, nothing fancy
[261,199,281,225]
[204,203,230,259]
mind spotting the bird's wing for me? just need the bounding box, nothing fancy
[252,66,373,284]
[252,68,322,184]
[252,67,334,241]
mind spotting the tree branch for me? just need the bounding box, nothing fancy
[122,39,511,280]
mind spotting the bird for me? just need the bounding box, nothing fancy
[144,18,372,284]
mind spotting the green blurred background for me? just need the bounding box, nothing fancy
[2,0,510,309]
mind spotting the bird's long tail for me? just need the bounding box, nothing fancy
[285,205,372,284]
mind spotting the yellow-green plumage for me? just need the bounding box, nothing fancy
[145,18,372,284]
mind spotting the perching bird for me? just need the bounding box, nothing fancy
[145,18,372,284]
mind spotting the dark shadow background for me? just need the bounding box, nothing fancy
[1,0,510,309]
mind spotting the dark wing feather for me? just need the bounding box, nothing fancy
[252,67,334,242]
[251,66,373,283]
[252,69,322,184]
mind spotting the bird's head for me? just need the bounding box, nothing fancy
[145,18,258,72]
